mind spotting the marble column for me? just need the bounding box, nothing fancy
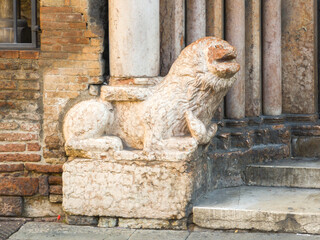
[186,0,206,45]
[225,0,246,119]
[245,0,262,117]
[109,0,160,78]
[206,0,224,120]
[262,0,282,116]
[160,0,185,76]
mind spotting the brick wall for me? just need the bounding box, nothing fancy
[0,0,106,218]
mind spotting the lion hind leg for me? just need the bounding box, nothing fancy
[185,110,217,145]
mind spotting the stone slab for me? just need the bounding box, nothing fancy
[0,177,38,196]
[63,153,208,220]
[292,136,320,157]
[0,197,22,217]
[0,220,25,240]
[8,222,135,240]
[193,186,320,234]
[130,229,189,240]
[246,158,320,188]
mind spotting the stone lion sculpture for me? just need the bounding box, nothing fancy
[63,37,240,155]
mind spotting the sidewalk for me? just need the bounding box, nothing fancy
[3,222,320,240]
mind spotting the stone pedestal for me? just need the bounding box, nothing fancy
[63,149,208,223]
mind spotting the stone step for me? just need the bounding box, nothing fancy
[193,186,320,234]
[245,158,320,188]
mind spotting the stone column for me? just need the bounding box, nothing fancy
[186,0,206,45]
[225,0,246,119]
[160,0,185,76]
[109,0,160,78]
[262,0,282,116]
[245,0,262,117]
[206,0,224,120]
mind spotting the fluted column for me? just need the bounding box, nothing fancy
[262,0,282,115]
[109,0,160,77]
[225,0,246,119]
[186,0,206,45]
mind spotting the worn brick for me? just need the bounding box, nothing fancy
[27,143,41,151]
[49,185,62,194]
[49,194,62,203]
[19,51,39,59]
[57,37,90,45]
[40,6,73,13]
[20,123,41,132]
[0,154,41,162]
[0,144,26,152]
[0,81,17,89]
[0,133,37,141]
[44,136,61,149]
[0,92,40,100]
[0,62,20,70]
[0,164,24,172]
[41,22,87,30]
[39,176,49,196]
[25,163,62,173]
[19,81,40,90]
[48,176,62,185]
[0,122,19,130]
[0,196,23,216]
[0,101,16,110]
[0,51,19,59]
[0,177,39,196]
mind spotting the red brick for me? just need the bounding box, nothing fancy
[49,185,62,194]
[0,196,22,216]
[0,62,20,70]
[57,37,90,45]
[0,177,39,196]
[19,81,40,90]
[0,102,16,111]
[20,123,41,132]
[39,176,49,196]
[62,45,83,53]
[0,133,37,141]
[62,31,84,37]
[48,176,62,185]
[0,51,19,59]
[25,163,62,173]
[19,51,39,59]
[0,122,19,130]
[0,164,24,172]
[40,52,68,59]
[0,92,40,100]
[0,154,41,162]
[40,7,73,13]
[0,81,17,90]
[27,143,41,151]
[42,13,82,22]
[0,144,26,152]
[41,22,86,30]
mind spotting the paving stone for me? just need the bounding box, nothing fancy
[0,221,25,240]
[9,222,135,240]
[193,186,320,234]
[129,229,189,240]
[246,158,320,188]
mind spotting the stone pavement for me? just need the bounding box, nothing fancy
[4,222,320,240]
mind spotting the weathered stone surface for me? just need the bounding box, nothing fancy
[246,158,320,188]
[282,0,317,114]
[0,197,22,216]
[100,86,152,102]
[63,152,208,220]
[130,229,189,240]
[97,217,117,228]
[160,0,185,76]
[186,0,206,45]
[109,0,160,77]
[118,218,187,230]
[48,176,62,185]
[66,215,98,226]
[23,196,63,217]
[0,177,38,196]
[292,137,320,157]
[39,176,49,196]
[49,194,62,203]
[245,0,261,117]
[225,0,246,119]
[262,0,282,115]
[49,185,62,195]
[193,186,320,234]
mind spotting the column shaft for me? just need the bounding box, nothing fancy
[109,0,160,78]
[225,0,246,119]
[186,0,206,45]
[245,0,262,117]
[262,0,282,115]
